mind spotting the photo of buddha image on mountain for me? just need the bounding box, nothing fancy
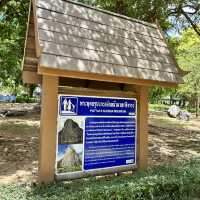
[56,117,84,174]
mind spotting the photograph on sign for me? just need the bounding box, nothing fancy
[56,117,83,173]
[56,95,137,175]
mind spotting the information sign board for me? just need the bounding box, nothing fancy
[56,95,137,174]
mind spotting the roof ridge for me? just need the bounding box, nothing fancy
[62,0,157,29]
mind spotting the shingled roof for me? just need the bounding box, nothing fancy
[22,0,184,86]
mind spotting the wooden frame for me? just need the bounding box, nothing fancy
[38,78,149,183]
[137,86,149,170]
[22,71,42,84]
[32,0,43,57]
[23,0,182,184]
[38,75,58,183]
[38,66,178,88]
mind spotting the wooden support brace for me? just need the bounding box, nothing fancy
[137,86,149,170]
[38,75,58,183]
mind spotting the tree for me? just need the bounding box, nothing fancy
[0,0,29,94]
[0,0,11,8]
[168,0,200,36]
[76,0,200,36]
[0,0,199,99]
[150,28,200,115]
[176,27,200,116]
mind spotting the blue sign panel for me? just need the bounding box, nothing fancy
[59,96,136,116]
[57,95,137,173]
[84,117,136,170]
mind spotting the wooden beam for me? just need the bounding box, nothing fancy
[38,66,178,88]
[87,80,122,91]
[21,0,32,71]
[25,48,37,58]
[137,86,149,170]
[22,71,41,84]
[38,75,58,183]
[59,77,128,91]
[28,22,35,37]
[32,0,43,57]
[59,77,88,87]
[26,37,36,50]
[24,57,38,65]
[59,86,138,98]
[23,65,37,72]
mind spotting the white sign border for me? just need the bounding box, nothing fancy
[55,94,137,176]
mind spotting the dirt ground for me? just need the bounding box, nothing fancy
[0,103,39,184]
[0,103,200,184]
[149,111,200,165]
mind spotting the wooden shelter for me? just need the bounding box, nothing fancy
[22,0,184,183]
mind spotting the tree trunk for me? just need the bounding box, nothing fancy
[115,0,125,15]
[181,8,200,37]
[196,96,200,118]
[28,84,36,98]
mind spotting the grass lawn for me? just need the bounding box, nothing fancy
[0,158,200,200]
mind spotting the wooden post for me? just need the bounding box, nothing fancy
[137,86,149,170]
[38,75,58,183]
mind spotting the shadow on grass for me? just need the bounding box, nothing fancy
[0,116,39,137]
[3,158,198,200]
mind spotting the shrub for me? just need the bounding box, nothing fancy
[149,104,169,112]
[16,95,38,103]
[0,158,200,200]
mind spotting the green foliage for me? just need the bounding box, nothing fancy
[0,0,29,93]
[76,0,200,34]
[0,0,199,98]
[149,87,180,104]
[0,158,200,200]
[0,83,24,95]
[77,0,172,31]
[176,27,200,98]
[16,95,37,103]
[149,104,170,112]
[149,27,200,111]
